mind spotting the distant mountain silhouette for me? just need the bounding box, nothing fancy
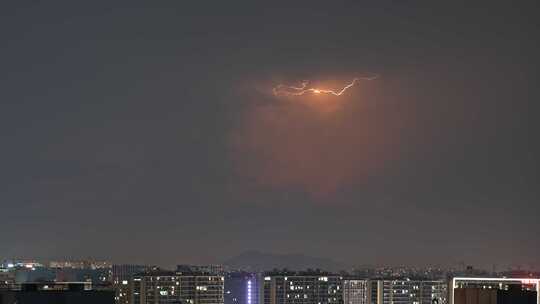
[224,250,348,272]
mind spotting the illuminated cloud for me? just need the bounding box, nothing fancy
[231,74,401,200]
[272,75,378,97]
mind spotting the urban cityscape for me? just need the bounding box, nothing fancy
[2,1,539,304]
[1,258,539,303]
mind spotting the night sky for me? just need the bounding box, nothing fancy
[1,1,538,269]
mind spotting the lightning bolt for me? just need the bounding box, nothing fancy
[273,75,378,97]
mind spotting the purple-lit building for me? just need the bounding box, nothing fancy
[225,272,259,304]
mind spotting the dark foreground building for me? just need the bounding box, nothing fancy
[451,277,539,304]
[0,282,114,304]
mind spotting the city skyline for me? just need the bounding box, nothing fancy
[2,256,539,277]
[2,259,539,304]
[1,2,539,270]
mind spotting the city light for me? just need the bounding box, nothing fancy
[247,280,252,304]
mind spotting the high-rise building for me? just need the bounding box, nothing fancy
[131,269,224,304]
[0,282,114,304]
[260,272,343,304]
[343,279,369,304]
[112,265,151,304]
[368,279,448,304]
[225,272,259,304]
[450,277,539,304]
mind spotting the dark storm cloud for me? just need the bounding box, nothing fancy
[0,1,538,269]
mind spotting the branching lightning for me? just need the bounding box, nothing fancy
[273,75,378,97]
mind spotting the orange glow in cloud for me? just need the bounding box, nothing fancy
[272,75,378,97]
[230,74,401,200]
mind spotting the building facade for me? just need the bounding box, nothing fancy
[368,279,448,304]
[112,265,151,304]
[224,272,259,304]
[0,282,114,304]
[260,272,342,304]
[131,270,224,304]
[450,277,539,304]
[343,279,369,304]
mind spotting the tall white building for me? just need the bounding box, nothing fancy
[369,279,448,304]
[343,279,369,304]
[341,279,447,304]
[260,272,343,304]
[131,269,224,304]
